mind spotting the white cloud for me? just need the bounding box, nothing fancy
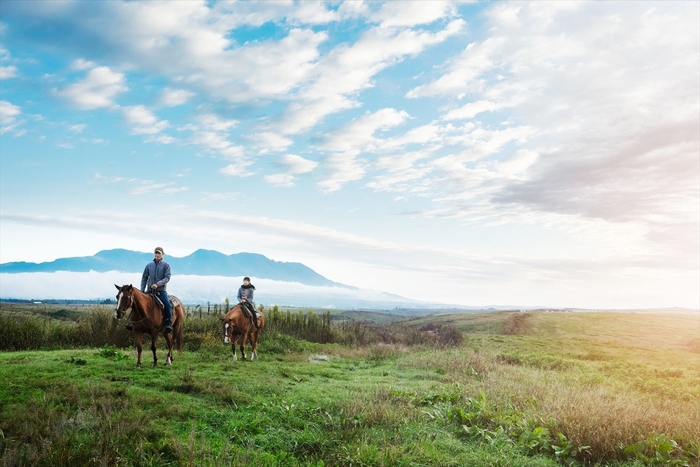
[275,19,465,135]
[263,173,295,188]
[320,108,410,154]
[278,154,318,175]
[70,58,95,70]
[3,211,697,308]
[372,1,457,27]
[196,113,237,132]
[0,65,17,79]
[69,123,87,133]
[123,105,168,134]
[93,173,125,183]
[145,134,176,144]
[130,183,168,195]
[248,132,293,154]
[191,131,243,159]
[159,87,195,107]
[317,153,367,193]
[219,162,254,177]
[201,192,240,201]
[264,154,318,187]
[0,100,22,134]
[55,66,127,109]
[130,181,187,195]
[287,2,338,25]
[337,0,370,20]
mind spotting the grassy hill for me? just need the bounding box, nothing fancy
[0,305,698,466]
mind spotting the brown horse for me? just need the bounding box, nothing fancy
[220,303,265,361]
[114,284,185,367]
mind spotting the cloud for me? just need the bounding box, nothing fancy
[263,173,295,188]
[159,87,195,107]
[278,154,318,174]
[201,192,240,201]
[317,153,367,193]
[55,66,127,109]
[145,134,176,144]
[69,123,87,133]
[264,154,318,187]
[0,100,22,135]
[130,181,187,195]
[122,105,168,134]
[248,132,293,154]
[70,58,95,70]
[219,162,254,177]
[395,1,699,261]
[93,173,125,183]
[320,108,410,154]
[0,65,17,79]
[372,1,457,27]
[287,2,338,25]
[275,19,465,135]
[3,210,697,308]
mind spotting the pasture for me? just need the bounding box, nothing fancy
[0,303,698,466]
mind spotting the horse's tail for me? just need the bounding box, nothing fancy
[174,305,185,352]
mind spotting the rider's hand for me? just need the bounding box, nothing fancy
[151,284,158,290]
[242,299,246,302]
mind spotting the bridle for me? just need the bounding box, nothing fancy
[116,288,152,325]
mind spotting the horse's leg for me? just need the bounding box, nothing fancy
[151,330,158,367]
[164,331,173,366]
[231,336,237,361]
[240,332,248,361]
[135,331,144,368]
[250,331,258,360]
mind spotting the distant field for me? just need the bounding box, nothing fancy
[0,305,698,466]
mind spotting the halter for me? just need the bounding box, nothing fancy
[118,289,153,326]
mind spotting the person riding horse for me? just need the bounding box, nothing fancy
[237,276,259,329]
[140,246,173,333]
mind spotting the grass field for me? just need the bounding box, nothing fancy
[0,304,698,466]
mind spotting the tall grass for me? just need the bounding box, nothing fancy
[0,304,464,353]
[0,308,131,351]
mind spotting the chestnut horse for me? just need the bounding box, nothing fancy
[114,284,185,367]
[220,303,265,361]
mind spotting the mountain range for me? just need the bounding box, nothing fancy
[0,249,347,288]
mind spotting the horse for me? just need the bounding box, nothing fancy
[220,303,265,361]
[114,284,185,367]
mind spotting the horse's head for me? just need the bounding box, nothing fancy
[114,284,135,319]
[220,317,232,344]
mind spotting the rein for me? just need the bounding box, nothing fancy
[125,292,155,326]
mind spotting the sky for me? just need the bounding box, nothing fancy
[0,1,698,309]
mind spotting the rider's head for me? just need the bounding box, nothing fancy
[154,247,164,260]
[243,277,250,285]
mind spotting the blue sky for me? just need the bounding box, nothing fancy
[1,1,698,308]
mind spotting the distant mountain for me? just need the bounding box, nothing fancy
[0,249,347,288]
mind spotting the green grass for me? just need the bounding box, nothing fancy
[0,308,698,466]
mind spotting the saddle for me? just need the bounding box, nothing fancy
[239,301,258,319]
[151,293,180,310]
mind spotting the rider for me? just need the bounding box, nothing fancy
[141,246,173,333]
[237,276,259,329]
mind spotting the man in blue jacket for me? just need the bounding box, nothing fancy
[141,246,173,333]
[237,276,259,328]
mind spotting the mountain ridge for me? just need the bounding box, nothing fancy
[0,249,350,288]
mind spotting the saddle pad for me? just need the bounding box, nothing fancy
[169,296,182,308]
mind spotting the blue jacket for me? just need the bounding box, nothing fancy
[237,284,255,304]
[141,259,171,292]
